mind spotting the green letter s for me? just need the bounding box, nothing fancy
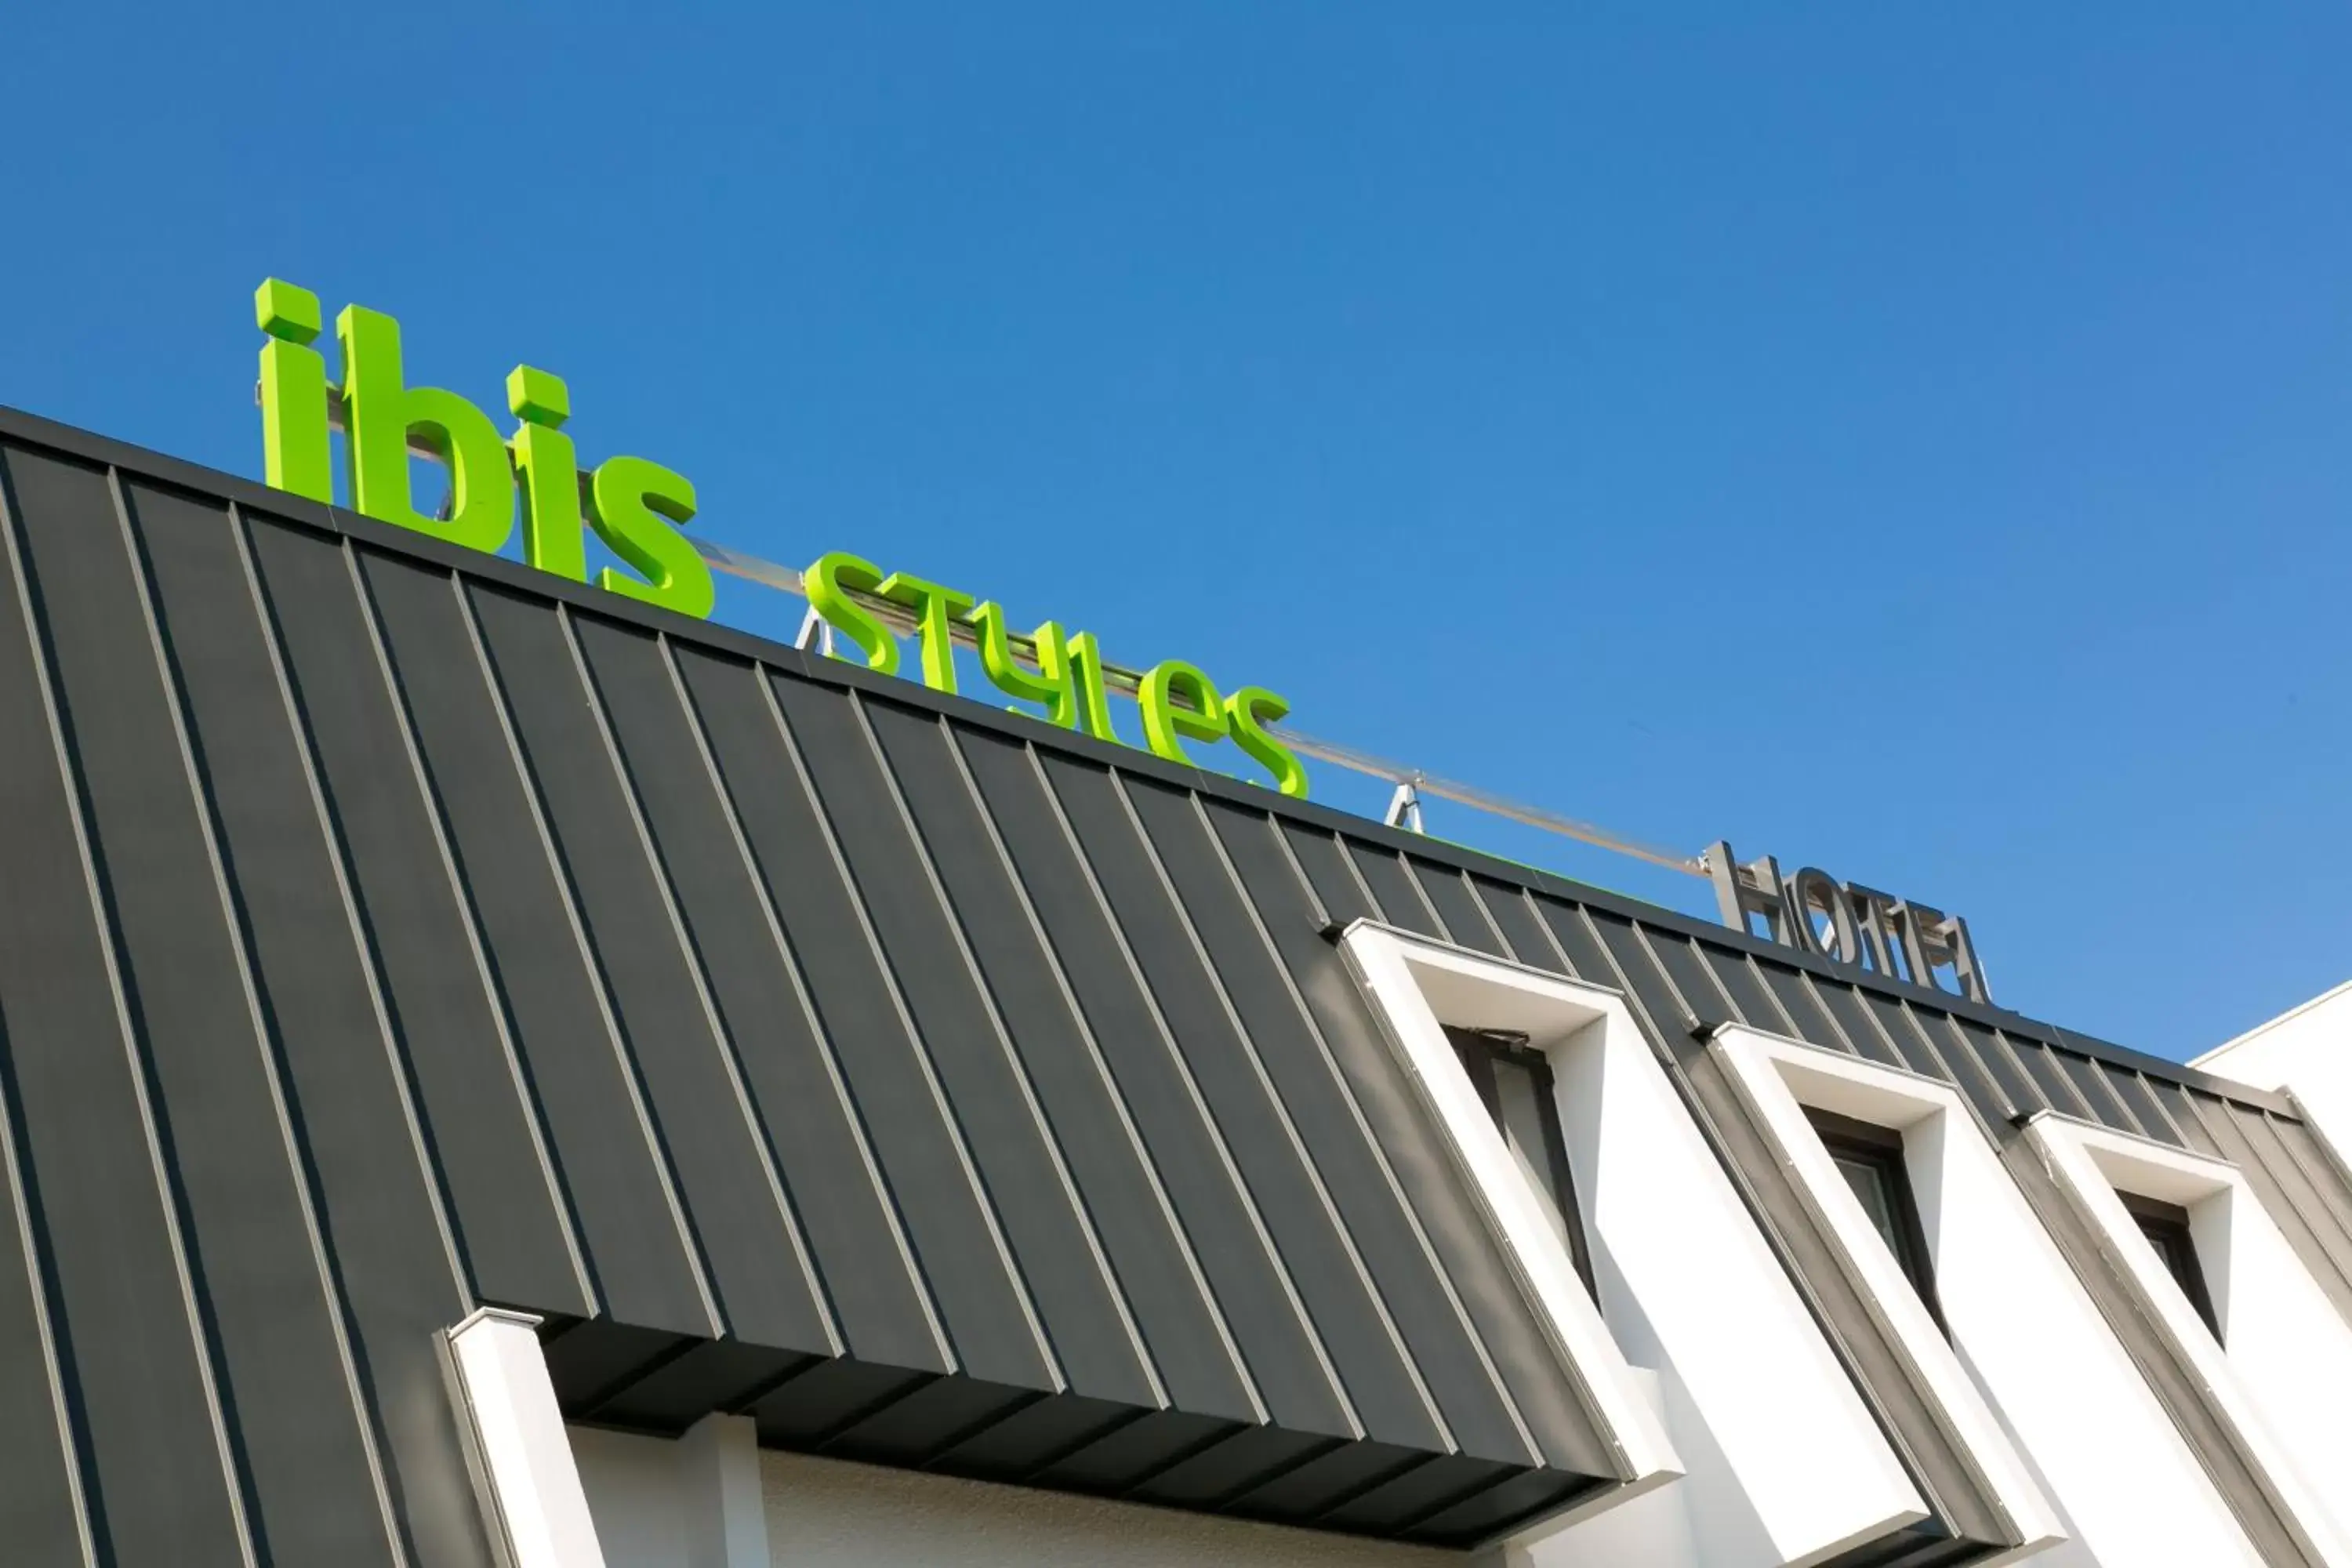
[588,456,713,619]
[337,303,516,555]
[1224,686,1308,797]
[804,552,899,673]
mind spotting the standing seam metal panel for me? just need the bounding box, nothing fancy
[880,710,1258,1421]
[140,484,496,1568]
[242,514,592,1324]
[5,405,2350,1559]
[488,597,835,1359]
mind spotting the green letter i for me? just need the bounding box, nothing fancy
[509,366,585,580]
[255,278,331,502]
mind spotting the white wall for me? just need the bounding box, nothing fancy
[2196,980,2352,1165]
[758,1446,1454,1568]
[573,1428,692,1568]
[571,1424,1456,1568]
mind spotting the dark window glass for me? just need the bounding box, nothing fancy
[1803,1108,1947,1334]
[2118,1192,2221,1341]
[1444,1027,1596,1297]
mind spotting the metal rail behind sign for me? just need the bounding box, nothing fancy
[251,274,1991,1004]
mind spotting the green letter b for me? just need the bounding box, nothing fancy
[337,304,516,555]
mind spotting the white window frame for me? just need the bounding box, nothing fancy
[1341,924,1933,1567]
[445,1307,611,1568]
[2023,1112,2352,1565]
[1708,1022,2280,1567]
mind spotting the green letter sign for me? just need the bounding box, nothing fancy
[254,277,1306,797]
[255,278,713,620]
[804,554,1309,798]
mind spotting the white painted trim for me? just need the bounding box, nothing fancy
[446,1308,609,1568]
[1341,924,1932,1566]
[677,1414,769,1568]
[1708,1029,2061,1563]
[1710,1024,2268,1567]
[2023,1114,2352,1566]
[2191,982,2352,1199]
[1339,928,1677,1486]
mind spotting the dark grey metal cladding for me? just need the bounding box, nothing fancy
[572,630,938,1382]
[1338,838,2352,1563]
[859,706,1256,1423]
[132,483,508,1568]
[5,402,2352,1561]
[762,677,1147,1400]
[1040,757,1447,1453]
[358,552,720,1342]
[241,513,590,1321]
[1122,773,1613,1475]
[0,447,491,1567]
[946,728,1356,1441]
[673,655,1059,1393]
[1313,848,2020,1559]
[0,405,1650,1554]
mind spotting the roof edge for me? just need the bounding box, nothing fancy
[0,400,2296,1121]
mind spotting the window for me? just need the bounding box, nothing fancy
[1444,1025,1596,1296]
[2024,1112,2352,1552]
[1345,926,1942,1561]
[1802,1107,1946,1333]
[2118,1191,2220,1340]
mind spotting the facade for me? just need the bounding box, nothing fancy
[0,396,2349,1567]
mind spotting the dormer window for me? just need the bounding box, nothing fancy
[1443,1025,1595,1295]
[2118,1192,2221,1340]
[1803,1107,1945,1332]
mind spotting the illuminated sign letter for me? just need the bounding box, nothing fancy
[509,366,585,581]
[256,280,332,503]
[803,552,900,673]
[876,573,975,694]
[1224,686,1308,798]
[972,602,1083,729]
[252,278,713,619]
[1140,660,1225,765]
[590,456,712,619]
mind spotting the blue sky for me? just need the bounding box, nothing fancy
[3,5,2346,1060]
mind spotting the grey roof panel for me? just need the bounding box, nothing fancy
[481,593,836,1356]
[5,402,2350,1559]
[953,731,1355,1439]
[242,511,592,1319]
[1127,780,1537,1465]
[779,683,1139,1398]
[1410,862,1513,960]
[0,448,258,1568]
[1045,756,1448,1453]
[16,452,413,1567]
[135,483,499,1568]
[361,547,720,1339]
[1212,808,1615,1477]
[878,709,1254,1418]
[587,630,921,1363]
[0,1090,93,1568]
